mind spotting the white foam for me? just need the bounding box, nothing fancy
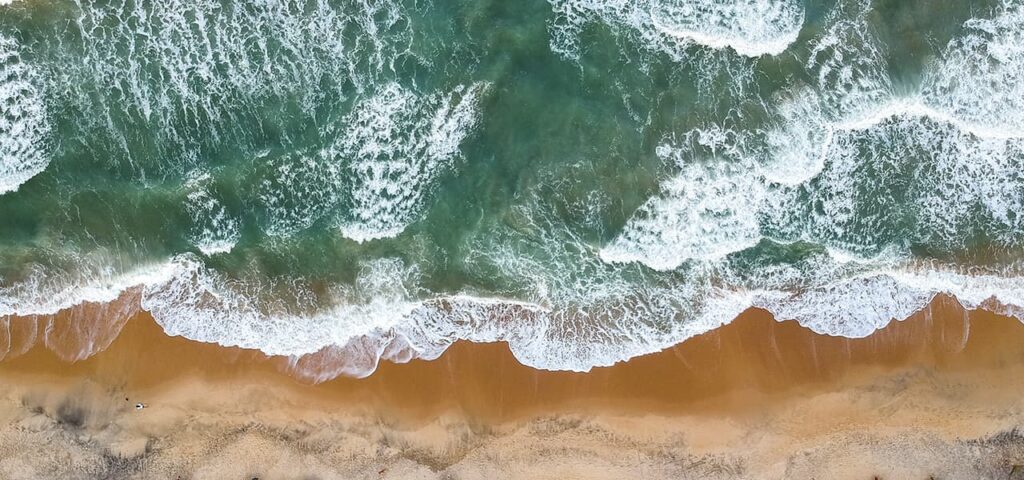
[334,82,487,242]
[184,174,241,255]
[923,0,1024,136]
[750,1,1024,255]
[142,255,425,358]
[602,1,908,271]
[135,253,566,376]
[599,0,1024,342]
[143,254,1024,378]
[751,266,1024,337]
[253,82,486,241]
[763,0,890,185]
[834,100,1024,140]
[771,110,1024,254]
[600,129,764,270]
[0,257,178,319]
[458,191,743,372]
[762,87,834,185]
[774,0,1024,169]
[548,0,803,60]
[0,34,49,195]
[257,152,343,237]
[2,244,1024,381]
[267,0,1024,378]
[649,0,804,57]
[56,0,413,168]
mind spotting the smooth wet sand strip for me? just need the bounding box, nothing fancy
[1,295,1024,478]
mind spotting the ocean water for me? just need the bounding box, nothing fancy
[1,0,1023,380]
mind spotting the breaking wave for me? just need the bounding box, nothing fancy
[548,0,804,59]
[0,34,49,195]
[605,0,1024,270]
[2,247,1023,381]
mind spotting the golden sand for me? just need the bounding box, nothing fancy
[1,295,1023,478]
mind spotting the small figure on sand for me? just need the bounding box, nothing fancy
[135,403,147,410]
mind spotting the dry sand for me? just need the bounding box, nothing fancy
[1,294,1024,479]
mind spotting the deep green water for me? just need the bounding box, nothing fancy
[1,0,1023,379]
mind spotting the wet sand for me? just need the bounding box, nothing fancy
[1,294,1024,478]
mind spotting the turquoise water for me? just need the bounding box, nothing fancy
[1,0,1023,379]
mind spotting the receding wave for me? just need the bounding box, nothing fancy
[3,249,1024,381]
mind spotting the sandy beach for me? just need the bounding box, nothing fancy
[0,295,1022,479]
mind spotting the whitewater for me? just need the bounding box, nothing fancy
[2,0,1024,381]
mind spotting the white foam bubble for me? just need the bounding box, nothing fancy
[598,0,1024,349]
[736,1,1024,256]
[763,0,890,185]
[457,191,740,372]
[141,255,425,359]
[768,110,1024,254]
[2,244,1024,381]
[749,265,1024,337]
[133,253,583,377]
[602,1,909,271]
[0,34,49,195]
[252,82,486,241]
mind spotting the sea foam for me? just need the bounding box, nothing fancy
[0,34,49,195]
[335,82,488,243]
[607,0,1024,272]
[4,246,1024,380]
[648,0,805,56]
[600,129,764,270]
[548,0,803,60]
[185,173,241,256]
[253,82,488,241]
[53,0,414,172]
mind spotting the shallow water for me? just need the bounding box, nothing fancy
[1,0,1023,379]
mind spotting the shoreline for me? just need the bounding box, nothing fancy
[1,295,1024,477]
